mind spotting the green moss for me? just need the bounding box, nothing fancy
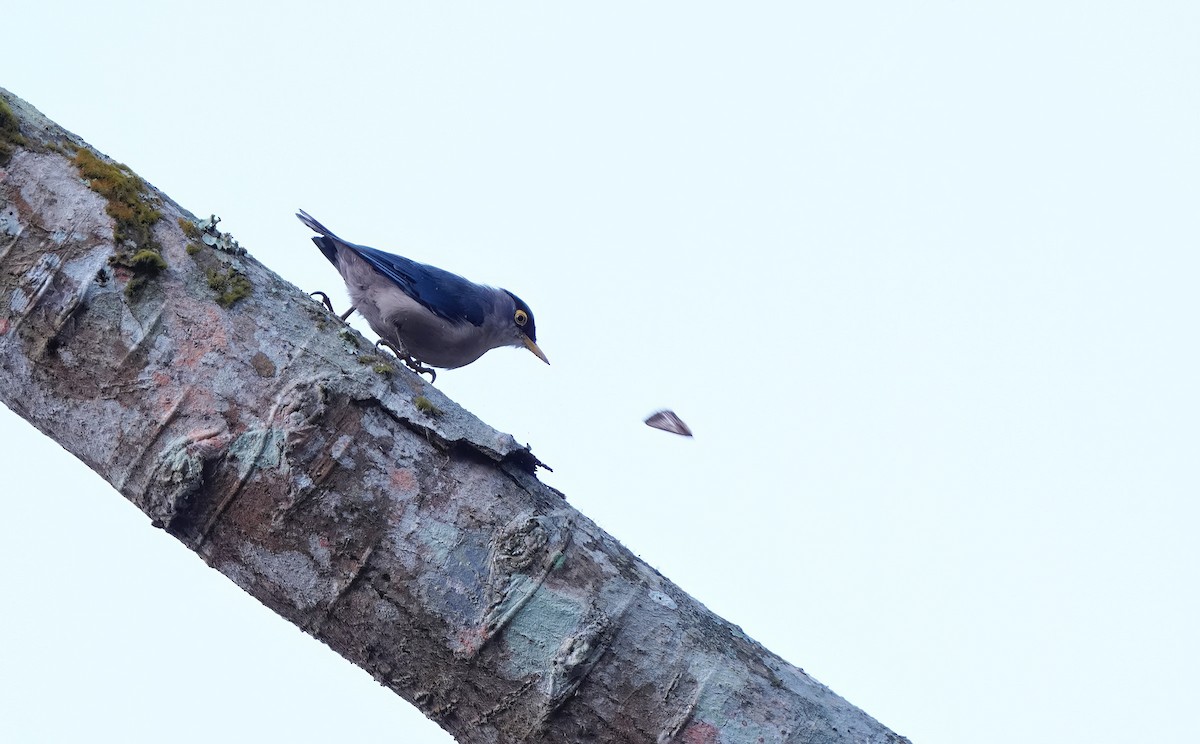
[74,148,166,300]
[0,98,25,166]
[178,217,201,240]
[413,395,442,417]
[127,249,167,273]
[356,353,395,376]
[124,276,148,300]
[74,150,162,239]
[186,243,202,255]
[206,267,253,308]
[338,328,361,347]
[109,247,168,301]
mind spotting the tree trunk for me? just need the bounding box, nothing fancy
[0,87,908,744]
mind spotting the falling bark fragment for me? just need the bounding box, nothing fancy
[645,409,694,437]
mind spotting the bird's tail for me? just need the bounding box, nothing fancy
[296,209,339,238]
[296,209,342,265]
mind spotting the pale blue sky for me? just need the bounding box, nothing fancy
[2,3,1198,743]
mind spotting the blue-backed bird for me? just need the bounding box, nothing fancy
[298,210,548,380]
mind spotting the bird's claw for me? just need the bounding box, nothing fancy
[310,290,336,313]
[404,358,438,383]
[310,291,356,321]
[375,339,437,383]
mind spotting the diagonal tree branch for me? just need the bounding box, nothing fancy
[0,86,908,744]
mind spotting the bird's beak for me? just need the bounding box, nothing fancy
[522,335,550,364]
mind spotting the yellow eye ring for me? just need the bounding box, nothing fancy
[514,309,529,326]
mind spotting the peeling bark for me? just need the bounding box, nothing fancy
[0,87,909,744]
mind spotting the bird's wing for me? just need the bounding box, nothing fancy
[298,210,489,326]
[350,244,489,327]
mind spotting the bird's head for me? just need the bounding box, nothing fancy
[503,290,548,364]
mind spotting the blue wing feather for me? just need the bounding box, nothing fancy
[298,210,487,327]
[352,244,488,326]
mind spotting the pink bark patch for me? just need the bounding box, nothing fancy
[390,468,417,494]
[172,305,229,369]
[681,721,720,744]
[455,626,486,655]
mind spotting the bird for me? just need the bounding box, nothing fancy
[298,210,548,380]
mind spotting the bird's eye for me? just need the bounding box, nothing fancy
[514,309,529,326]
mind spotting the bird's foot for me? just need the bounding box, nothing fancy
[404,358,438,383]
[310,291,356,321]
[375,339,437,383]
[310,291,336,313]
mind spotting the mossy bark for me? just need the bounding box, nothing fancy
[0,86,909,744]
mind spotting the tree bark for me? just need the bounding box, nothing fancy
[0,87,908,744]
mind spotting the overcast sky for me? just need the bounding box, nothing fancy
[2,2,1198,743]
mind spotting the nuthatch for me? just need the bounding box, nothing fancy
[298,210,548,379]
